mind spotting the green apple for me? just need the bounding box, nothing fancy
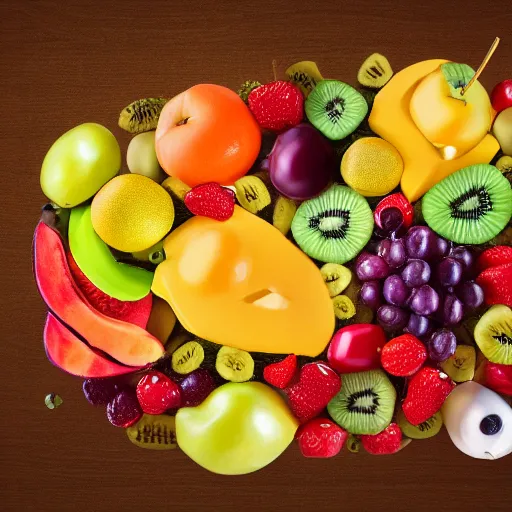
[176,382,298,475]
[41,123,121,207]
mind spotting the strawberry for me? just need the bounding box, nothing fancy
[477,245,512,272]
[361,423,402,455]
[402,367,455,426]
[476,262,512,308]
[284,362,341,423]
[380,334,427,377]
[374,193,413,231]
[136,371,181,415]
[263,354,297,389]
[248,81,304,132]
[296,417,348,458]
[184,182,235,221]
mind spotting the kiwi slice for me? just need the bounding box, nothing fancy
[273,196,297,235]
[215,346,254,382]
[234,175,272,215]
[320,263,352,297]
[305,80,368,140]
[397,409,442,440]
[171,341,205,374]
[474,304,512,365]
[285,61,323,97]
[332,295,356,320]
[440,344,476,382]
[422,164,512,244]
[327,370,396,435]
[357,53,393,89]
[291,185,373,264]
[118,98,168,134]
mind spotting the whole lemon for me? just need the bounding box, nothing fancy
[91,174,174,252]
[41,123,121,207]
[341,137,403,196]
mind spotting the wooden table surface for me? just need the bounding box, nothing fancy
[1,0,511,510]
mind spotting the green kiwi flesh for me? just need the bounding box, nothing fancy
[291,184,373,264]
[327,369,396,435]
[305,80,368,140]
[422,164,512,244]
[397,409,443,439]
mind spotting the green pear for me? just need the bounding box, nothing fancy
[41,123,121,207]
[176,382,298,475]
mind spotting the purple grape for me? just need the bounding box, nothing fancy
[455,281,484,309]
[436,258,463,287]
[355,252,390,281]
[378,239,407,268]
[377,305,409,331]
[360,281,383,310]
[179,369,217,407]
[449,246,474,274]
[442,294,464,325]
[268,123,335,200]
[106,390,142,428]
[427,329,457,362]
[404,314,431,338]
[405,226,437,260]
[408,285,439,315]
[383,275,410,306]
[434,237,450,258]
[83,378,127,406]
[380,207,404,234]
[401,259,431,288]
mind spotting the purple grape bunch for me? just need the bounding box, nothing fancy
[356,225,484,362]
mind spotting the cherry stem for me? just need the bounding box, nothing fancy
[461,37,500,96]
[272,59,278,81]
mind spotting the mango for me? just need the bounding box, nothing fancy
[152,206,335,356]
[176,382,298,474]
[369,60,500,202]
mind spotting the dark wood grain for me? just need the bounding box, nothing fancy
[1,1,511,510]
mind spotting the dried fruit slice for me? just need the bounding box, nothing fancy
[357,53,393,89]
[474,304,512,365]
[332,295,356,320]
[171,341,205,374]
[440,345,476,382]
[320,263,352,297]
[126,414,178,450]
[216,346,254,382]
[33,222,165,366]
[118,98,168,134]
[397,409,443,440]
[285,61,323,97]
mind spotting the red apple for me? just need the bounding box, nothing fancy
[491,79,512,114]
[479,360,512,396]
[327,324,387,374]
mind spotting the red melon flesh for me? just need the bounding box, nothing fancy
[67,253,152,329]
[44,313,134,378]
[33,222,165,367]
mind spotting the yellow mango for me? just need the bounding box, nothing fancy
[152,206,334,356]
[369,59,500,202]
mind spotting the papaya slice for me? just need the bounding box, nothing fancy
[44,313,134,378]
[33,222,164,366]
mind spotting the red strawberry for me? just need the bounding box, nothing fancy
[476,262,512,308]
[248,81,304,132]
[184,183,235,221]
[263,354,297,389]
[381,334,427,377]
[361,423,402,455]
[284,362,341,423]
[136,371,181,414]
[477,246,512,272]
[296,417,348,458]
[402,367,455,426]
[374,193,413,231]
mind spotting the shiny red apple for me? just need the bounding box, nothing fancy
[491,79,512,114]
[479,360,512,396]
[327,324,387,374]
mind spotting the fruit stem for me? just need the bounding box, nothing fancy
[461,37,500,96]
[272,59,278,82]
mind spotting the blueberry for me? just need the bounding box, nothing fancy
[479,414,503,435]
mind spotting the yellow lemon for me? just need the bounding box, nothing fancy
[91,174,174,252]
[341,137,404,196]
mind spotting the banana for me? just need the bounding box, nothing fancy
[171,341,204,374]
[126,414,178,450]
[118,98,168,134]
[215,346,254,382]
[320,263,352,297]
[285,61,323,97]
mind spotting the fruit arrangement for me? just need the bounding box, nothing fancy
[34,46,512,475]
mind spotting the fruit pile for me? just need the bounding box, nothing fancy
[34,53,512,475]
